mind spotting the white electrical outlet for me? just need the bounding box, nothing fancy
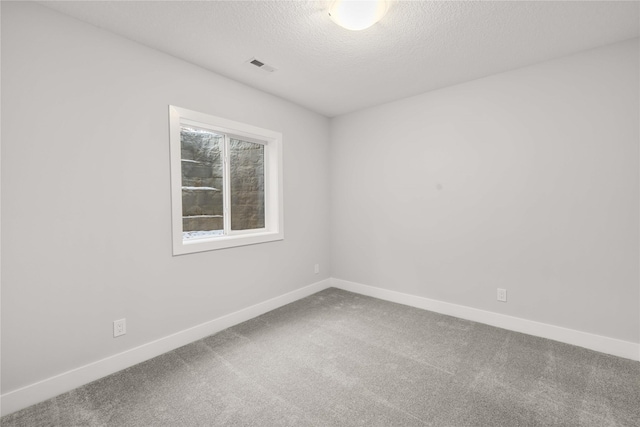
[314,264,320,274]
[497,288,507,302]
[113,318,126,337]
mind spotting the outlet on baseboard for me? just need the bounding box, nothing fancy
[314,264,320,274]
[113,318,126,337]
[497,288,507,302]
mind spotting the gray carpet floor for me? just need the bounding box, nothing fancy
[2,288,639,426]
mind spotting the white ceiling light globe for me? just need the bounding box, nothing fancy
[329,0,389,31]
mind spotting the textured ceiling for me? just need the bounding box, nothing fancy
[40,1,639,117]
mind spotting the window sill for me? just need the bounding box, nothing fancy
[173,230,284,255]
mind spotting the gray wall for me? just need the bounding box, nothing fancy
[330,38,639,343]
[1,1,331,394]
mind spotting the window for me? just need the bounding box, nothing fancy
[169,106,283,255]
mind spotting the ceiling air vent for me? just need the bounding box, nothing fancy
[246,57,277,73]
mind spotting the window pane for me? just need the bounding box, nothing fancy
[230,138,265,230]
[180,126,224,240]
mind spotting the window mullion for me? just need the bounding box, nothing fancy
[223,135,232,235]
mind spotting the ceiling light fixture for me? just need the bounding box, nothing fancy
[328,0,389,31]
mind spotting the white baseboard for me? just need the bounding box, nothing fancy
[331,278,640,362]
[3,277,637,417]
[0,279,332,417]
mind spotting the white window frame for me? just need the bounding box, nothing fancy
[169,105,284,255]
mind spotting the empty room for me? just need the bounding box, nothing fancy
[1,1,639,426]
